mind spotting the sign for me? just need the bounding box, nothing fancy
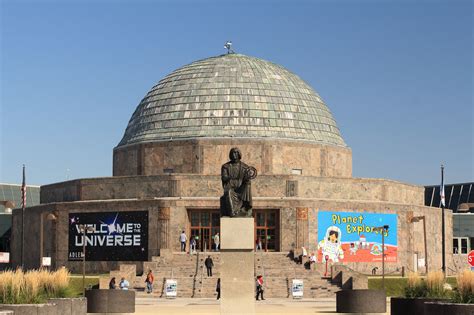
[165,279,177,298]
[42,257,51,267]
[0,252,9,263]
[292,279,304,298]
[417,258,425,268]
[68,211,148,261]
[317,211,398,263]
[468,250,474,267]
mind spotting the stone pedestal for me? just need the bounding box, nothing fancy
[220,217,255,315]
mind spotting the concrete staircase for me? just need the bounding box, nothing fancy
[103,251,342,299]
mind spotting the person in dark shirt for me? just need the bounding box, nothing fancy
[205,255,214,277]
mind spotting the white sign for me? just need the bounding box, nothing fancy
[417,258,425,268]
[42,257,51,267]
[165,279,177,298]
[0,252,10,263]
[292,279,304,298]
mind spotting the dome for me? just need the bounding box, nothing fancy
[117,53,346,148]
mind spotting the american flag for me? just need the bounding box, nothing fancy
[21,164,26,209]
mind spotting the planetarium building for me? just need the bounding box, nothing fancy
[11,53,452,277]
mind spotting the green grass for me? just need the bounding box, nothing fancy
[368,277,457,297]
[68,276,100,297]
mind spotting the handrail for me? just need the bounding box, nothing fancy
[191,250,200,297]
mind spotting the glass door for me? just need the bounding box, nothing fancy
[188,209,220,252]
[254,209,279,251]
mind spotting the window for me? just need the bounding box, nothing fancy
[453,237,470,255]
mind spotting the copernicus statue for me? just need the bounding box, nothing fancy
[220,148,257,217]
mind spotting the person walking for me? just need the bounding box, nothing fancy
[145,270,154,294]
[216,278,221,300]
[109,277,116,289]
[213,232,220,251]
[180,230,187,252]
[205,255,214,277]
[256,275,265,300]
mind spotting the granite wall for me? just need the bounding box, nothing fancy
[40,175,424,206]
[113,138,352,178]
[11,197,453,274]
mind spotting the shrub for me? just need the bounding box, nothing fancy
[404,272,427,298]
[425,270,449,298]
[0,268,71,304]
[453,270,474,304]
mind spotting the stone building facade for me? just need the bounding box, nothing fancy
[11,53,453,274]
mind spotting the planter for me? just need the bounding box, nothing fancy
[48,298,87,315]
[0,303,58,315]
[391,297,450,315]
[85,289,135,313]
[336,289,386,313]
[424,302,474,315]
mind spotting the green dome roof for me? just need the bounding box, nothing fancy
[118,54,346,147]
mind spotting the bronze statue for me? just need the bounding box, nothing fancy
[220,148,257,217]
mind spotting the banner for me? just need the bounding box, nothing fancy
[68,211,148,261]
[317,211,397,263]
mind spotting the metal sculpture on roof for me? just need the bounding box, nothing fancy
[220,147,257,217]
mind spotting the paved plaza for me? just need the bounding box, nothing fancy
[132,297,392,314]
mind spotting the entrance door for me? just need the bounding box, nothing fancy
[254,209,279,251]
[189,210,220,251]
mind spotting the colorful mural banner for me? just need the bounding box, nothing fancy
[317,211,397,263]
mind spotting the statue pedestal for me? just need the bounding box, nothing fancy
[220,217,255,315]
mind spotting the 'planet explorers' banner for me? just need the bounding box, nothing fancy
[68,211,148,261]
[317,211,397,263]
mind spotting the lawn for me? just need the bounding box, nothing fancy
[368,276,457,297]
[68,275,101,297]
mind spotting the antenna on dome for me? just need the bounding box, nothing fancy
[224,41,234,54]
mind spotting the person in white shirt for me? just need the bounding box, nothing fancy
[119,277,130,290]
[213,233,220,251]
[309,253,317,270]
[180,231,187,252]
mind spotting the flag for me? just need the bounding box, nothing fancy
[21,165,26,209]
[440,165,445,207]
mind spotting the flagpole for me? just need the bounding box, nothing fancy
[21,164,25,268]
[441,164,446,275]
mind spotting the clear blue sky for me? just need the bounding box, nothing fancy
[1,0,472,186]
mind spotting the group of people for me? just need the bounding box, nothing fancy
[108,269,264,301]
[180,231,220,253]
[108,277,130,290]
[108,270,155,294]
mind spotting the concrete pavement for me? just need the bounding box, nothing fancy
[132,297,391,314]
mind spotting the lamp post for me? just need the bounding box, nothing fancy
[375,225,390,289]
[410,215,428,274]
[79,224,95,297]
[39,212,57,268]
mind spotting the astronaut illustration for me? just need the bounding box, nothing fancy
[318,226,344,262]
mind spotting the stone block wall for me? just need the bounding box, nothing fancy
[40,175,424,206]
[113,138,352,178]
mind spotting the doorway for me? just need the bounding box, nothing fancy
[189,210,220,251]
[254,209,279,251]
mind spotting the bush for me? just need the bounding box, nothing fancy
[453,270,474,304]
[426,270,450,298]
[404,272,427,298]
[0,268,71,304]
